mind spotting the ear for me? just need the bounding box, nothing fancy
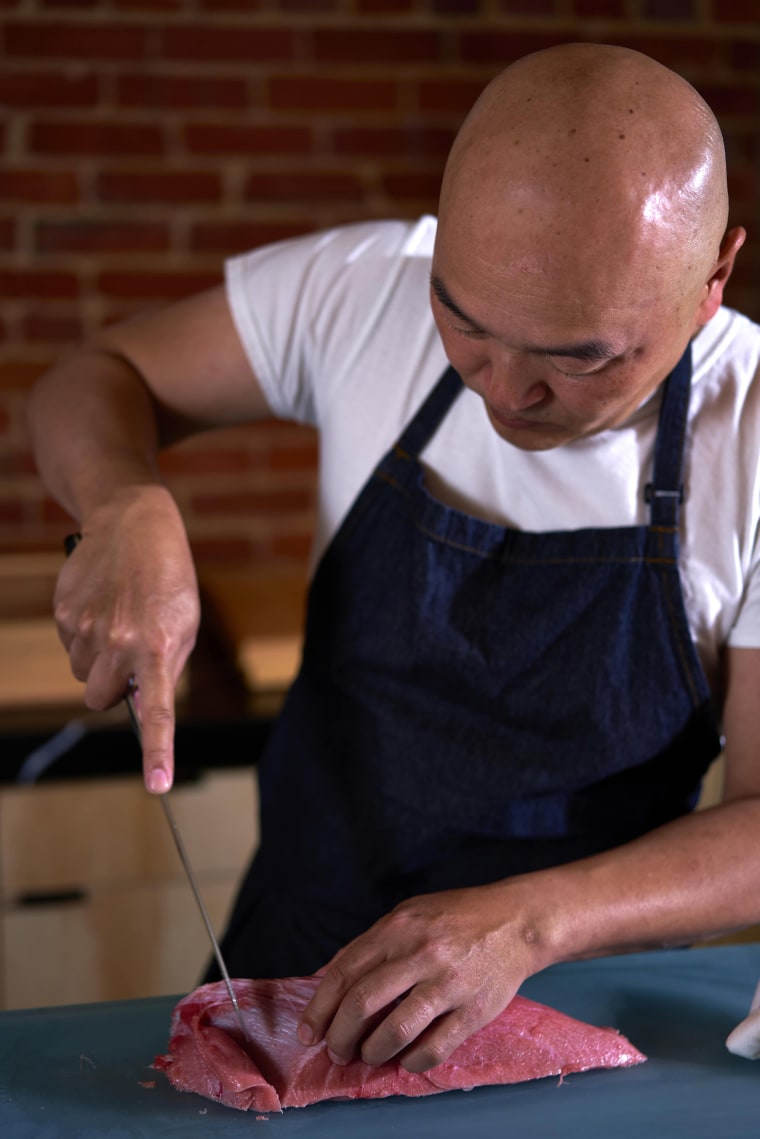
[694,226,747,326]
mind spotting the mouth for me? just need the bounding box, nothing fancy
[486,404,545,431]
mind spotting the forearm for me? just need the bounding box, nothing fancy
[511,796,760,972]
[26,344,167,522]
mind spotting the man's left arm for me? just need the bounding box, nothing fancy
[298,645,760,1072]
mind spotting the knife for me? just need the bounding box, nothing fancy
[64,532,248,1044]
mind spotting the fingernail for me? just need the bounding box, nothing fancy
[148,766,171,794]
[327,1048,349,1067]
[297,1024,315,1046]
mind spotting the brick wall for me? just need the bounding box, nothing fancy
[2,1,759,574]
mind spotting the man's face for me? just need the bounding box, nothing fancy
[430,226,705,452]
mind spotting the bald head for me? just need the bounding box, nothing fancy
[438,43,728,306]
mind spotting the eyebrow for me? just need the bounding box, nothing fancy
[430,274,620,362]
[430,275,484,329]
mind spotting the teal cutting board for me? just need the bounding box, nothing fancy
[1,944,758,1138]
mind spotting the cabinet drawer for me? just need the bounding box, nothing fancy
[3,875,241,1009]
[0,770,258,897]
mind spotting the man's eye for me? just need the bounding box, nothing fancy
[451,322,488,339]
[549,359,607,378]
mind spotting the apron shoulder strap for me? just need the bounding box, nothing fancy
[646,342,692,528]
[396,366,463,458]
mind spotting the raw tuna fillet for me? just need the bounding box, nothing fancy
[154,975,646,1112]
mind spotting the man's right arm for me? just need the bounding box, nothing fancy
[26,284,272,793]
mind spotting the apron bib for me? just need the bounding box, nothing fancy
[215,345,722,979]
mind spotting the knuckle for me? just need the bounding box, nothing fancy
[324,958,353,994]
[415,1037,452,1069]
[346,982,376,1020]
[392,996,436,1044]
[141,703,174,727]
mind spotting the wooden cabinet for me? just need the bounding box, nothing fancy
[0,770,258,1009]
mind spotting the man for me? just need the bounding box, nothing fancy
[27,43,760,1075]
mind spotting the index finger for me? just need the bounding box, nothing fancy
[128,666,176,794]
[298,952,414,1065]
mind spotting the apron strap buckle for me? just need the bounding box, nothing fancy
[644,483,684,504]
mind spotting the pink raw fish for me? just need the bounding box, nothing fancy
[154,975,645,1113]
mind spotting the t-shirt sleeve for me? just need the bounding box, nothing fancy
[224,220,434,426]
[225,231,327,424]
[727,526,760,648]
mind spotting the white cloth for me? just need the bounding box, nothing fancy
[726,979,760,1059]
[225,217,760,706]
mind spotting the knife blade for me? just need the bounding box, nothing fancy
[123,686,248,1042]
[64,532,248,1043]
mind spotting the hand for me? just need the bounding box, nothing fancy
[54,486,200,793]
[298,883,540,1073]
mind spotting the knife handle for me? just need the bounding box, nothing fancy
[64,531,82,556]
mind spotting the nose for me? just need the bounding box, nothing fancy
[483,352,550,413]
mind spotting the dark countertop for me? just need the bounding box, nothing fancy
[1,944,758,1138]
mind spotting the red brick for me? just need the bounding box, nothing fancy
[380,170,442,202]
[605,35,721,72]
[29,120,165,158]
[417,77,485,115]
[0,71,99,108]
[113,0,185,9]
[190,220,314,256]
[159,448,253,476]
[0,359,57,389]
[724,139,758,175]
[271,531,313,561]
[693,84,760,116]
[5,21,147,60]
[116,73,248,110]
[22,311,84,344]
[501,0,557,13]
[96,170,222,205]
[161,25,295,63]
[0,271,80,300]
[0,498,24,525]
[729,40,760,71]
[331,125,455,160]
[713,0,760,19]
[642,0,695,17]
[0,220,14,252]
[456,30,570,65]
[573,0,626,13]
[192,488,313,515]
[244,170,365,204]
[268,74,398,113]
[184,123,312,157]
[728,169,758,202]
[97,270,221,300]
[35,220,169,255]
[312,27,441,65]
[0,170,80,205]
[196,0,265,8]
[41,496,77,526]
[356,0,414,11]
[269,441,319,471]
[277,0,339,9]
[190,535,262,564]
[7,450,39,477]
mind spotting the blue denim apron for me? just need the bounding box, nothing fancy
[215,344,722,979]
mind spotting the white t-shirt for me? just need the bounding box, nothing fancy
[226,217,760,704]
